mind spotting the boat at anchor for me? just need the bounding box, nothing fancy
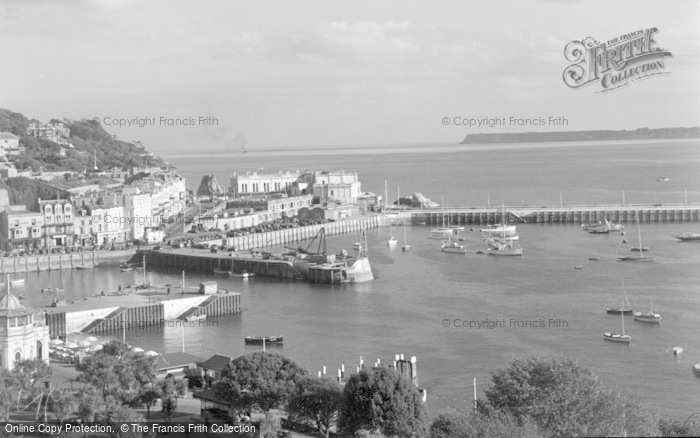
[441,239,466,254]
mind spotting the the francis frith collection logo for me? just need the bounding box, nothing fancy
[563,28,672,92]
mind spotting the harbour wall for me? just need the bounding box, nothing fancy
[45,293,241,339]
[180,215,381,250]
[0,249,136,275]
[143,216,380,280]
[144,251,302,281]
[404,204,700,225]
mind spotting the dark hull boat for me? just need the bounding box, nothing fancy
[244,335,283,344]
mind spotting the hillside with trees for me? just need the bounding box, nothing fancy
[0,108,168,172]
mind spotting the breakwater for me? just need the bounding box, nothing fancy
[180,215,380,250]
[44,292,241,339]
[402,203,700,225]
[224,215,380,249]
[0,249,136,274]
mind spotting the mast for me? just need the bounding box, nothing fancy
[621,310,626,336]
[636,212,643,259]
[385,180,388,211]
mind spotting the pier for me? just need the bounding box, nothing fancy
[0,249,137,275]
[221,215,379,250]
[44,291,241,340]
[397,203,700,225]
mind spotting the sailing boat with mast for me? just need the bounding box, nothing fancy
[387,223,398,247]
[617,212,653,261]
[401,221,410,252]
[604,311,631,343]
[428,197,452,239]
[606,278,633,315]
[634,297,661,323]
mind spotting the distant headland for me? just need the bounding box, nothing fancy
[461,126,700,144]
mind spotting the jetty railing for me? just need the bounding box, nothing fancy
[398,203,700,225]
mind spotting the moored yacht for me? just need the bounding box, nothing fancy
[441,239,466,254]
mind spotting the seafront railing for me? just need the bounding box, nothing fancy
[399,203,700,225]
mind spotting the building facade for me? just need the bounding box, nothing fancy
[38,200,75,247]
[311,170,362,205]
[0,206,44,251]
[0,291,50,370]
[229,171,300,198]
[25,122,72,146]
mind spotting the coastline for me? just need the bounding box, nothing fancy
[159,137,700,159]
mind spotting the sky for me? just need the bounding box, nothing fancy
[1,0,699,152]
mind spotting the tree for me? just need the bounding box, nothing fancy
[213,351,307,413]
[76,388,100,437]
[0,368,20,421]
[95,401,152,438]
[429,411,543,438]
[658,413,700,437]
[260,411,282,438]
[484,356,659,437]
[137,385,161,419]
[287,376,343,438]
[48,392,78,427]
[340,367,428,437]
[76,343,157,404]
[159,375,186,420]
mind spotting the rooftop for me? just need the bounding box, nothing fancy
[0,132,19,140]
[197,354,232,371]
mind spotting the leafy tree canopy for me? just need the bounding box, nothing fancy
[213,351,307,413]
[484,356,659,437]
[340,367,428,438]
[287,376,343,438]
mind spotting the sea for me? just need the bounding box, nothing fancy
[16,139,700,417]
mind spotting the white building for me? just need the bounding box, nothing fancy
[229,171,300,198]
[311,170,362,205]
[0,290,50,370]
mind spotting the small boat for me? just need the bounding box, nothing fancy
[693,363,700,377]
[41,288,64,293]
[75,265,94,270]
[486,236,522,256]
[674,232,700,241]
[673,347,683,355]
[441,239,466,254]
[186,314,206,322]
[120,266,134,272]
[606,279,633,315]
[656,177,669,182]
[617,213,653,262]
[630,247,650,252]
[229,271,255,279]
[213,268,230,275]
[10,279,25,286]
[450,226,465,233]
[387,236,398,247]
[574,265,583,269]
[480,224,517,237]
[353,242,362,250]
[604,312,631,343]
[244,335,283,345]
[428,228,453,240]
[634,297,661,323]
[588,257,600,261]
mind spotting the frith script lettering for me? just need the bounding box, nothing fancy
[563,28,672,92]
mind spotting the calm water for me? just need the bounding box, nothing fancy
[16,139,700,417]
